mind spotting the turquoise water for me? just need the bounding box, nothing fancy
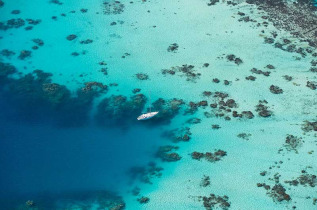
[1,0,317,209]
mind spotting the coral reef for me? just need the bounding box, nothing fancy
[55,191,125,210]
[285,171,316,187]
[237,133,251,140]
[283,75,293,81]
[80,39,93,44]
[50,0,63,5]
[246,75,256,81]
[268,184,291,202]
[131,187,140,196]
[270,85,283,94]
[161,127,192,143]
[0,62,17,81]
[250,68,270,77]
[18,50,32,60]
[199,194,231,210]
[81,81,107,93]
[200,175,211,187]
[167,43,179,52]
[302,120,317,132]
[246,0,317,47]
[162,64,201,82]
[149,98,184,124]
[207,0,219,6]
[32,39,44,46]
[66,34,77,41]
[0,18,25,30]
[128,162,163,184]
[306,81,317,90]
[135,73,149,80]
[103,0,125,15]
[255,100,273,117]
[137,196,150,204]
[186,118,201,124]
[226,54,243,65]
[0,49,15,57]
[191,150,227,162]
[26,200,35,207]
[132,88,141,94]
[0,64,100,126]
[96,94,146,126]
[212,124,221,129]
[283,134,302,152]
[156,145,181,162]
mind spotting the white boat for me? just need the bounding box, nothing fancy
[137,111,159,120]
[137,92,159,120]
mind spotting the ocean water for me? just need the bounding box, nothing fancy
[1,0,317,209]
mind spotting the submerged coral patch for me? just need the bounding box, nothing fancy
[80,39,93,44]
[0,65,101,126]
[237,133,251,140]
[306,81,317,90]
[96,94,147,127]
[198,193,230,210]
[50,0,63,5]
[302,120,317,132]
[135,73,149,80]
[18,50,32,60]
[156,145,181,162]
[0,49,15,57]
[246,0,317,47]
[226,54,243,65]
[207,0,220,6]
[128,162,163,184]
[283,134,302,152]
[250,68,270,77]
[268,184,291,202]
[191,150,227,162]
[66,34,77,41]
[269,85,283,94]
[147,98,184,124]
[137,196,150,204]
[186,118,201,124]
[0,62,17,79]
[167,43,179,53]
[255,100,273,117]
[103,0,125,15]
[55,191,125,210]
[161,127,192,143]
[162,64,201,82]
[32,38,44,46]
[200,175,211,187]
[285,171,316,188]
[0,18,25,30]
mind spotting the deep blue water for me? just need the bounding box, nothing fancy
[0,93,162,209]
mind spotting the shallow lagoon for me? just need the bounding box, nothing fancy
[0,0,317,209]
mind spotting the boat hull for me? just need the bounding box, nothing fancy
[137,112,159,120]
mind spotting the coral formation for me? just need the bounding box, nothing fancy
[200,175,211,187]
[167,43,179,52]
[156,145,181,162]
[199,194,230,210]
[226,54,243,65]
[103,1,125,15]
[161,127,192,143]
[128,162,163,184]
[255,100,273,117]
[162,64,201,82]
[191,150,227,162]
